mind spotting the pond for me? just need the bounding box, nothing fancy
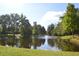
[1,35,79,51]
[18,35,79,51]
[31,35,61,51]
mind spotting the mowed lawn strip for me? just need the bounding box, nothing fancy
[0,46,79,56]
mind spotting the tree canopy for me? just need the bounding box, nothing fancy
[53,3,79,35]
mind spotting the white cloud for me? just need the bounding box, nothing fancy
[38,11,65,30]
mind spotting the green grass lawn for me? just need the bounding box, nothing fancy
[0,46,79,56]
[59,35,73,40]
[59,35,79,40]
[59,35,79,46]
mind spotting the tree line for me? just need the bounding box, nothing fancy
[47,3,79,36]
[0,13,46,47]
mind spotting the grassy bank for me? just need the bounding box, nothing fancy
[59,35,79,46]
[0,46,79,56]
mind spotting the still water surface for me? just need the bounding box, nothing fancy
[4,35,79,51]
[31,35,61,51]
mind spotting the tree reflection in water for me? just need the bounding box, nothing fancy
[48,39,54,47]
[20,36,32,48]
[55,38,79,51]
[31,36,45,49]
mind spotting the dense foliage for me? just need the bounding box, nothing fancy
[32,22,46,35]
[0,14,46,48]
[52,3,79,36]
[47,24,54,35]
[19,14,32,48]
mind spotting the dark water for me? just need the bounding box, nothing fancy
[19,35,79,51]
[1,35,79,51]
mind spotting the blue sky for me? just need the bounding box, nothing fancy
[0,1,79,29]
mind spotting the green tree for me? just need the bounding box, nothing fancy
[0,14,20,46]
[47,24,54,35]
[74,8,79,34]
[20,14,32,48]
[54,3,79,36]
[40,26,46,35]
[60,3,77,35]
[53,22,63,36]
[0,15,10,45]
[32,22,39,35]
[32,22,46,35]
